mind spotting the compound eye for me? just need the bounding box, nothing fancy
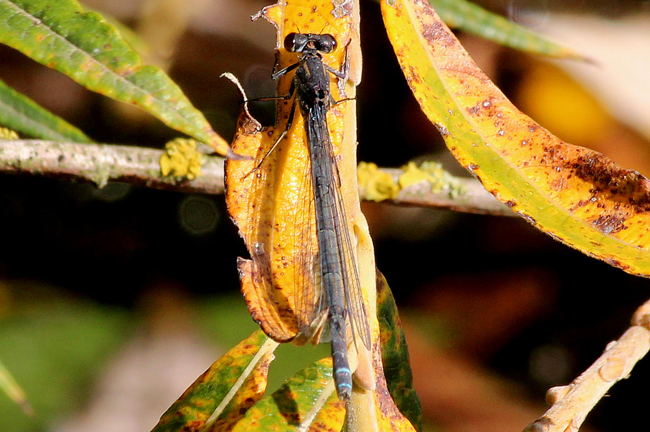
[284,33,298,52]
[317,34,337,53]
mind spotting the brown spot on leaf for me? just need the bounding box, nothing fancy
[180,420,204,432]
[408,65,422,84]
[569,200,589,211]
[591,214,627,235]
[435,123,449,137]
[285,412,301,424]
[569,152,650,212]
[418,6,455,48]
[605,257,623,269]
[549,175,568,192]
[519,213,537,226]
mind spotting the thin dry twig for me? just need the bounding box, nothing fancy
[524,299,650,432]
[0,139,509,215]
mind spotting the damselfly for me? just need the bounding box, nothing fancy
[271,32,371,400]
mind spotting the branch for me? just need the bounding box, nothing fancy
[358,163,514,217]
[524,299,650,432]
[0,139,510,215]
[383,169,513,216]
[0,139,224,194]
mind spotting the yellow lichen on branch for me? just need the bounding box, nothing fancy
[160,138,203,180]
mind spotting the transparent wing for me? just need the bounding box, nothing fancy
[277,108,326,344]
[324,122,372,351]
[303,101,371,351]
[293,134,326,342]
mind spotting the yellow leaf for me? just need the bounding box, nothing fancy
[151,330,276,432]
[231,358,346,432]
[382,0,650,277]
[226,1,421,429]
[226,0,376,368]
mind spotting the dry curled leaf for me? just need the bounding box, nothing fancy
[226,1,417,430]
[226,0,371,370]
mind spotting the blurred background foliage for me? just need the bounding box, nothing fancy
[1,0,650,431]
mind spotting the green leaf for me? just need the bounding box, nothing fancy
[377,270,423,432]
[152,330,274,432]
[0,77,91,141]
[0,0,231,155]
[431,0,586,60]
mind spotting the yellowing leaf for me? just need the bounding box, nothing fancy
[226,0,375,357]
[376,271,422,431]
[382,0,650,277]
[151,330,276,432]
[231,358,346,432]
[0,0,231,155]
[227,2,420,430]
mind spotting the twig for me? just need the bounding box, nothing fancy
[358,164,514,217]
[0,139,225,194]
[524,299,650,432]
[0,139,509,215]
[385,170,513,216]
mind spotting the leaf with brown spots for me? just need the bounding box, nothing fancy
[376,270,422,432]
[150,330,276,432]
[231,358,346,432]
[226,0,366,348]
[382,0,650,277]
[225,0,380,404]
[226,1,420,430]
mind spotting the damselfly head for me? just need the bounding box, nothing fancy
[284,33,337,54]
